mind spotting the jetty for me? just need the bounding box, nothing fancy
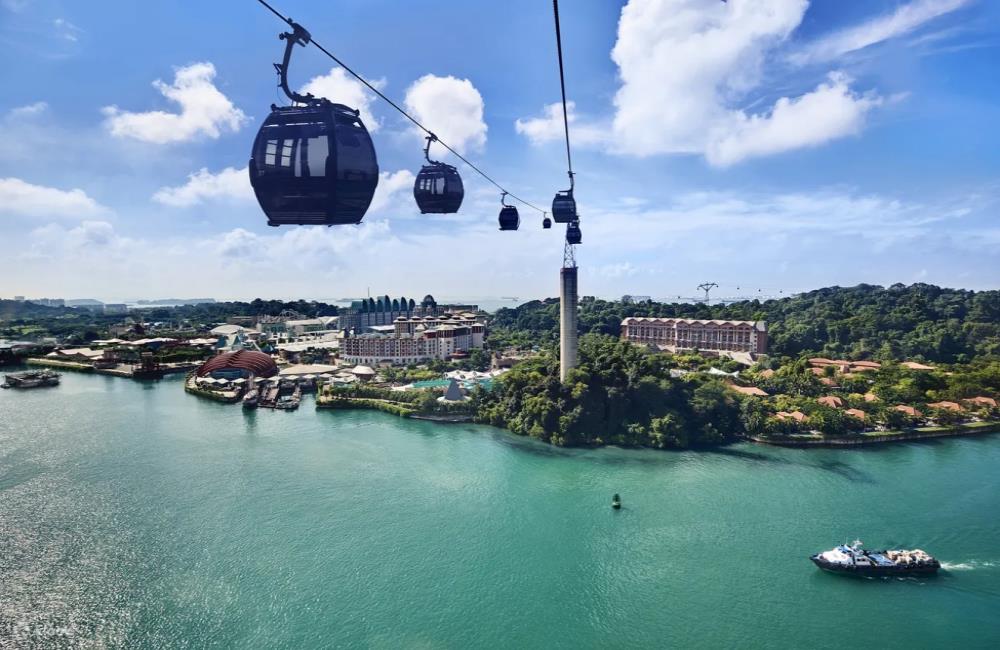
[260,380,301,410]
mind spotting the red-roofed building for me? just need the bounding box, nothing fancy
[928,401,963,412]
[845,408,866,420]
[817,396,844,408]
[730,385,769,397]
[964,396,997,408]
[895,405,922,418]
[775,410,808,422]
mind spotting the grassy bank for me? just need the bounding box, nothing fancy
[316,396,417,417]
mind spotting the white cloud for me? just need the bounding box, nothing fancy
[213,219,394,268]
[514,101,607,147]
[0,177,108,219]
[53,18,82,42]
[1,0,31,12]
[594,262,640,279]
[606,0,882,165]
[8,185,998,301]
[368,170,416,215]
[218,227,262,259]
[102,62,248,144]
[706,72,881,166]
[791,0,970,65]
[8,102,48,119]
[404,75,487,155]
[300,68,385,133]
[152,166,252,207]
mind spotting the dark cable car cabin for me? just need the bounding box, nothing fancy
[552,189,577,223]
[414,135,464,214]
[249,22,378,227]
[498,192,519,231]
[566,220,582,245]
[542,214,552,229]
[250,103,378,226]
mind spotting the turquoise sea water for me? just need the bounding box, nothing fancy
[1,373,999,649]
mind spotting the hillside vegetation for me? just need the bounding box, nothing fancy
[489,284,1000,363]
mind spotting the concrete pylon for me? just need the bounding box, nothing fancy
[559,265,578,381]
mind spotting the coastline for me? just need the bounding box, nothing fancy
[183,372,241,403]
[26,357,197,378]
[315,395,474,422]
[751,421,1000,447]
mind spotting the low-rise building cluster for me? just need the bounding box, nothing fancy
[340,313,485,365]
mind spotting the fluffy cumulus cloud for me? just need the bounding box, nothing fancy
[152,166,252,207]
[705,72,881,166]
[404,75,487,154]
[102,62,248,144]
[368,169,416,215]
[516,0,888,166]
[0,177,108,219]
[214,219,394,268]
[791,0,970,65]
[514,101,606,147]
[27,220,132,259]
[300,68,385,132]
[610,0,874,164]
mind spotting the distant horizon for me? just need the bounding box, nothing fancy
[4,279,997,308]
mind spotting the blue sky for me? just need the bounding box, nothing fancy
[1,0,998,302]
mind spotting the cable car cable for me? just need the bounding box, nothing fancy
[253,0,547,216]
[552,0,573,185]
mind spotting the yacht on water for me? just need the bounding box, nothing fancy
[242,389,259,409]
[811,540,940,576]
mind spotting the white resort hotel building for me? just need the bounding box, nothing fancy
[340,314,485,365]
[620,317,768,356]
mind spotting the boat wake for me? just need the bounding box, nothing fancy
[941,560,998,571]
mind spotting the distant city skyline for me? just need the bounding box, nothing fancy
[2,0,999,299]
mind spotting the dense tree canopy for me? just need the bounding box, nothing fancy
[488,284,1000,363]
[475,334,743,449]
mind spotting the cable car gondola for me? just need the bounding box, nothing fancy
[413,135,464,214]
[566,220,582,245]
[249,21,379,227]
[542,212,552,229]
[552,188,577,223]
[498,192,519,231]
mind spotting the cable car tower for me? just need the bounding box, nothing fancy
[551,0,579,382]
[698,282,719,304]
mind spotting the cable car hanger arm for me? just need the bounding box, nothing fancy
[274,20,317,105]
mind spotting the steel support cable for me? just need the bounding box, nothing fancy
[552,0,573,184]
[253,0,547,214]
